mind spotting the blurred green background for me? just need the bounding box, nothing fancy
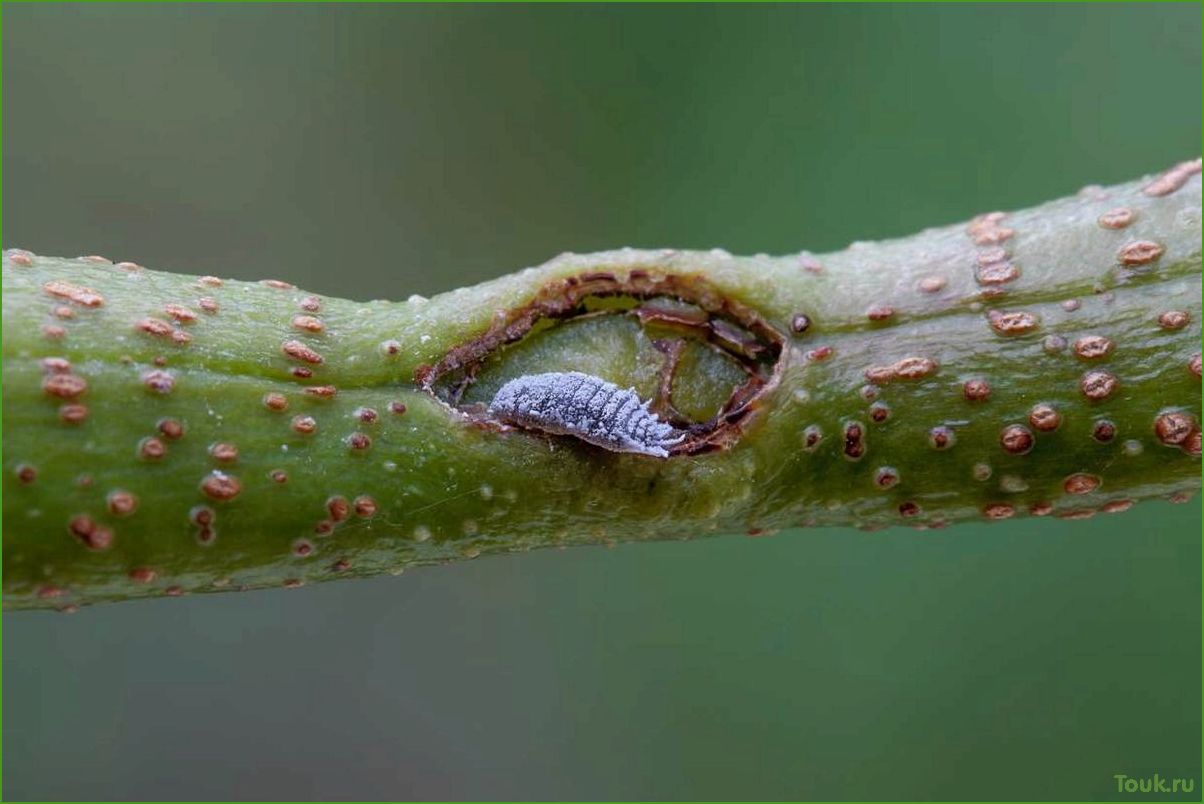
[3,3,1200,800]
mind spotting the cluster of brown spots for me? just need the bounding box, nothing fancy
[1080,370,1118,401]
[790,313,811,334]
[928,425,955,449]
[138,436,167,460]
[291,415,317,434]
[209,442,239,463]
[270,469,289,483]
[1097,207,1135,229]
[389,401,407,415]
[1092,419,1116,443]
[873,466,899,489]
[801,425,823,451]
[1029,501,1053,516]
[198,297,219,314]
[158,418,185,440]
[303,385,337,398]
[299,296,322,313]
[191,505,217,544]
[1117,240,1165,266]
[1154,411,1196,446]
[1060,299,1081,312]
[327,496,351,522]
[354,495,378,518]
[164,304,198,324]
[975,248,1021,286]
[261,279,296,290]
[1142,158,1202,196]
[355,407,379,424]
[805,346,833,362]
[864,356,937,384]
[15,464,37,484]
[292,539,314,557]
[346,432,372,451]
[1101,499,1134,514]
[866,304,895,322]
[1073,335,1114,360]
[797,252,824,273]
[898,501,921,517]
[1028,404,1061,431]
[982,503,1015,520]
[263,392,288,411]
[918,275,947,293]
[59,404,88,424]
[967,211,1014,246]
[282,339,324,364]
[43,372,88,400]
[987,309,1039,336]
[1063,473,1101,495]
[53,305,75,319]
[999,424,1035,455]
[962,379,991,401]
[869,402,891,423]
[291,315,324,333]
[1189,354,1202,379]
[43,279,105,307]
[200,471,241,501]
[135,317,191,344]
[142,369,175,394]
[842,421,866,460]
[106,490,139,516]
[69,515,113,550]
[1157,310,1190,330]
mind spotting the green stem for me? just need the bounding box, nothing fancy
[4,161,1201,610]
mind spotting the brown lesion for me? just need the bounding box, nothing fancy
[415,270,788,455]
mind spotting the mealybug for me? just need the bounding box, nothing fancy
[489,371,684,457]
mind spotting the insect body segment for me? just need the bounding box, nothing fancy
[489,372,684,457]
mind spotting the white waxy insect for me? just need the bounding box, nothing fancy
[488,371,685,458]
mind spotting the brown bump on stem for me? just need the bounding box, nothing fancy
[261,279,296,290]
[41,324,65,340]
[129,567,157,583]
[975,252,1020,285]
[873,466,899,489]
[292,539,314,557]
[379,340,402,357]
[270,469,289,483]
[1029,501,1053,516]
[801,425,823,452]
[1092,419,1117,443]
[866,304,895,321]
[1102,499,1134,514]
[332,559,351,572]
[42,373,87,399]
[314,519,335,536]
[1028,404,1061,432]
[107,490,139,516]
[283,579,305,589]
[138,436,166,460]
[142,369,175,394]
[282,339,324,364]
[197,297,219,314]
[1080,370,1118,401]
[1063,473,1101,495]
[869,402,891,423]
[389,401,408,415]
[190,506,215,527]
[962,379,991,401]
[1168,491,1194,504]
[53,305,75,319]
[1117,240,1165,266]
[842,421,866,460]
[864,366,894,384]
[928,425,956,449]
[41,357,72,374]
[918,275,947,293]
[170,329,192,345]
[798,252,824,273]
[164,586,185,597]
[1043,335,1067,354]
[987,309,1039,336]
[1184,430,1201,458]
[898,501,921,517]
[291,315,325,333]
[59,403,89,424]
[135,318,173,338]
[291,415,317,434]
[299,296,322,313]
[1158,310,1190,329]
[198,275,223,287]
[200,471,241,501]
[1189,354,1202,379]
[1058,509,1096,521]
[9,252,34,266]
[37,586,65,599]
[790,313,811,334]
[263,392,289,411]
[42,279,105,307]
[303,385,337,398]
[158,418,185,440]
[209,442,239,463]
[164,303,198,324]
[999,424,1035,455]
[1098,207,1136,229]
[291,367,313,378]
[1142,158,1202,196]
[346,432,372,451]
[983,503,1015,520]
[354,495,378,518]
[1154,411,1196,446]
[1061,299,1081,312]
[15,463,37,484]
[327,496,351,522]
[1073,335,1114,360]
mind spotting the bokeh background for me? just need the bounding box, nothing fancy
[3,4,1200,800]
